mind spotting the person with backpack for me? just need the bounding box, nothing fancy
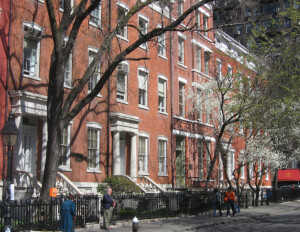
[213,188,222,217]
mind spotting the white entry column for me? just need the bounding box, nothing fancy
[130,133,137,178]
[113,131,121,175]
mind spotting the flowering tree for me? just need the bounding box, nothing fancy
[242,133,285,205]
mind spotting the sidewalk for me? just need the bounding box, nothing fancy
[78,200,300,232]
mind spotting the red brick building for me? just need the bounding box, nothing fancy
[0,0,272,199]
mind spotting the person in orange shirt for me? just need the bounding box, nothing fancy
[224,186,236,217]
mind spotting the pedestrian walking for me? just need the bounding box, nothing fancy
[102,187,115,230]
[60,193,76,232]
[224,186,236,217]
[213,188,222,216]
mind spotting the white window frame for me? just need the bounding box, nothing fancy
[86,122,102,172]
[63,37,72,88]
[216,59,222,80]
[157,25,167,58]
[227,150,235,180]
[204,51,210,76]
[138,133,149,175]
[206,142,211,178]
[116,2,129,40]
[203,14,208,37]
[178,33,186,66]
[158,75,167,114]
[59,122,73,171]
[240,151,245,179]
[138,67,149,109]
[22,21,42,80]
[196,10,201,32]
[138,14,149,50]
[178,0,184,17]
[196,87,203,122]
[178,77,186,118]
[195,45,201,72]
[116,61,129,103]
[59,0,74,12]
[158,136,168,176]
[198,139,204,179]
[89,2,101,28]
[88,47,101,96]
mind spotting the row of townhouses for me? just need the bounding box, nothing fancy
[0,0,272,199]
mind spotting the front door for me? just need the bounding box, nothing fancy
[22,125,37,175]
[176,137,186,187]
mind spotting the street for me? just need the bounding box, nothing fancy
[80,201,300,232]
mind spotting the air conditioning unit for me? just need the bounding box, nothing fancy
[117,63,129,73]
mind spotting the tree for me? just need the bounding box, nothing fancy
[243,133,284,205]
[186,46,261,192]
[41,0,217,200]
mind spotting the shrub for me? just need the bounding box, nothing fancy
[97,176,142,194]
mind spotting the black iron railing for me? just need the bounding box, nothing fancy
[1,188,300,231]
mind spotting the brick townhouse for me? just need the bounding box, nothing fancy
[0,0,272,199]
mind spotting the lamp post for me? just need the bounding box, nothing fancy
[1,112,19,232]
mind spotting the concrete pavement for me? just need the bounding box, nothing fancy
[78,200,300,232]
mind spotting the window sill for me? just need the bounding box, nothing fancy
[191,69,201,74]
[116,34,129,42]
[117,99,128,104]
[58,167,72,172]
[86,169,101,174]
[64,84,73,89]
[158,110,168,116]
[158,54,167,60]
[89,21,102,29]
[178,63,187,69]
[158,173,168,177]
[138,172,149,176]
[22,74,41,81]
[138,105,149,111]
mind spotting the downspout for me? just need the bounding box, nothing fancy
[106,0,111,177]
[169,7,174,189]
[5,0,12,122]
[2,0,13,188]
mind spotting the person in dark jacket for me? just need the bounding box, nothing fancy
[102,187,115,230]
[213,188,222,216]
[60,194,76,232]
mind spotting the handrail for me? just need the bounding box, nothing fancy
[142,176,165,192]
[56,171,84,195]
[116,175,147,193]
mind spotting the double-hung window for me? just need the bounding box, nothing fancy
[197,88,203,122]
[138,15,149,50]
[89,3,101,28]
[88,47,101,94]
[158,76,167,113]
[196,11,201,33]
[63,37,72,88]
[138,134,149,174]
[179,80,186,117]
[204,51,210,76]
[22,22,42,79]
[158,28,166,58]
[87,122,102,171]
[206,142,211,177]
[227,151,235,180]
[59,123,72,171]
[59,0,74,12]
[216,59,222,80]
[195,46,201,72]
[203,15,208,37]
[178,33,186,65]
[138,68,149,108]
[178,0,184,17]
[117,62,129,102]
[158,138,167,175]
[117,3,128,39]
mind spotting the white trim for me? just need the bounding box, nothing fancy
[116,1,129,11]
[86,121,103,129]
[178,76,187,84]
[178,32,186,40]
[191,39,213,53]
[173,129,204,140]
[199,8,210,17]
[158,74,168,81]
[192,82,205,90]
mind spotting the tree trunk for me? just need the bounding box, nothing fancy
[40,56,65,200]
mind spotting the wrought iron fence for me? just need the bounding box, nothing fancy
[1,188,300,231]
